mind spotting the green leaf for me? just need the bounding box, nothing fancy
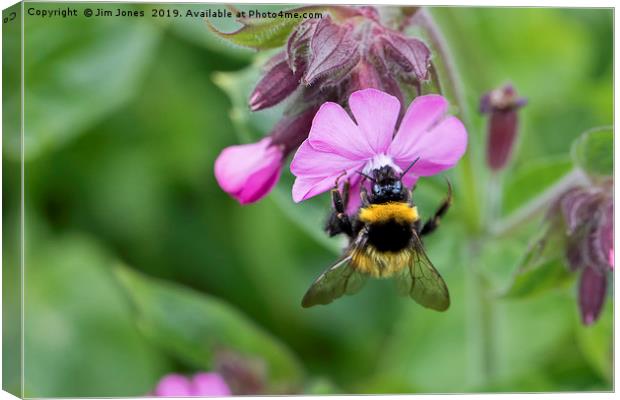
[503,259,572,299]
[502,156,573,214]
[17,5,161,160]
[571,126,613,177]
[502,222,572,299]
[24,233,169,397]
[114,265,304,394]
[207,6,325,50]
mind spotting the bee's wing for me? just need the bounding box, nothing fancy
[302,255,368,308]
[395,232,450,311]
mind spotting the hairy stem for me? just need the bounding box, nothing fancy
[490,168,590,238]
[416,8,481,234]
[417,8,491,386]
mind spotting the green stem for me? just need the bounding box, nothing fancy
[416,8,481,234]
[480,277,495,380]
[418,8,492,387]
[486,172,502,226]
[489,168,590,238]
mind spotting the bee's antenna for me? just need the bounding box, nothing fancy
[400,157,421,179]
[355,170,376,182]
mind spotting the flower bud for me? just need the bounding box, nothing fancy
[380,32,431,82]
[214,137,283,204]
[579,266,608,325]
[302,16,360,86]
[480,84,527,171]
[270,106,319,154]
[214,351,266,395]
[550,181,613,325]
[249,53,302,112]
[244,7,433,115]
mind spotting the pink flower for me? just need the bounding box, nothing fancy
[214,138,283,205]
[154,373,231,397]
[290,88,467,212]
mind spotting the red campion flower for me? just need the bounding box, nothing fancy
[214,6,435,204]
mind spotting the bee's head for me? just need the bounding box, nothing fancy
[369,166,405,202]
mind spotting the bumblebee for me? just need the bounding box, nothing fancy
[302,161,452,311]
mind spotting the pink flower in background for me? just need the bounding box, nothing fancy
[214,138,283,205]
[291,88,467,212]
[154,372,231,397]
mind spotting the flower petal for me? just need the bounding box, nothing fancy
[291,140,361,178]
[345,176,364,214]
[291,141,367,204]
[348,88,400,153]
[237,163,281,204]
[154,374,193,396]
[292,175,337,202]
[192,373,232,396]
[214,138,283,204]
[390,94,449,160]
[308,102,374,159]
[394,115,468,177]
[400,172,419,191]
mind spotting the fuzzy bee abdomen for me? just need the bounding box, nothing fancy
[350,243,413,278]
[366,220,413,252]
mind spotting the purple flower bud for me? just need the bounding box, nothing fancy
[381,32,431,82]
[578,266,607,326]
[480,84,527,171]
[349,59,382,90]
[559,187,598,235]
[343,60,405,112]
[270,106,319,154]
[588,197,614,272]
[549,181,613,326]
[214,351,266,395]
[357,6,379,21]
[247,7,435,120]
[302,16,360,86]
[287,19,319,73]
[249,53,302,112]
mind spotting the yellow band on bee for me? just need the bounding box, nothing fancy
[358,202,419,224]
[351,246,413,277]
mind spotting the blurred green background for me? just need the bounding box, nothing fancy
[2,4,612,396]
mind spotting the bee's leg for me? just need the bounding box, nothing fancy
[413,219,422,234]
[341,179,350,210]
[360,186,370,207]
[325,178,353,238]
[419,180,452,237]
